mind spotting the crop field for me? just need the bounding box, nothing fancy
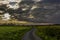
[36,25,60,40]
[0,26,31,40]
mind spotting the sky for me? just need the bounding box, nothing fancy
[32,0,60,3]
[32,0,60,24]
[9,0,60,24]
[29,0,60,4]
[42,0,60,3]
[33,0,42,2]
[1,0,60,24]
[8,0,60,3]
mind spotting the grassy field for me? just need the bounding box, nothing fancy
[36,25,60,40]
[0,26,32,40]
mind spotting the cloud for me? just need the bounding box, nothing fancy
[33,0,42,2]
[43,0,60,3]
[48,12,60,24]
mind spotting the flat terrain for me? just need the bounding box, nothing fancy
[0,26,31,40]
[36,25,60,40]
[0,25,60,40]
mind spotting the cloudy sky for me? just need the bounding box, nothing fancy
[42,0,60,3]
[33,0,42,2]
[33,0,60,3]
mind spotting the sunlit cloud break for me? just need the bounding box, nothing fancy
[33,0,42,2]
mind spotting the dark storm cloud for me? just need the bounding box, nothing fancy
[42,0,60,3]
[48,13,60,24]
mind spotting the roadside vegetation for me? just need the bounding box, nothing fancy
[36,25,60,40]
[0,26,32,40]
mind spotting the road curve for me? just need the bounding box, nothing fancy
[22,28,42,40]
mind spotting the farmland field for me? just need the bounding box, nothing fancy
[0,25,60,40]
[36,25,60,40]
[0,26,32,40]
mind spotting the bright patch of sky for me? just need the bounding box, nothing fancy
[2,13,11,20]
[33,0,42,2]
[8,0,22,2]
[7,4,19,9]
[9,0,16,2]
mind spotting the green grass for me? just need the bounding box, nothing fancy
[36,25,60,40]
[0,26,32,40]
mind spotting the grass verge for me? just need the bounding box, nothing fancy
[36,25,60,40]
[0,26,32,40]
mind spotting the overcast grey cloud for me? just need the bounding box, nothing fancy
[42,0,60,3]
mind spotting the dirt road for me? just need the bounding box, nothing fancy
[22,28,42,40]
